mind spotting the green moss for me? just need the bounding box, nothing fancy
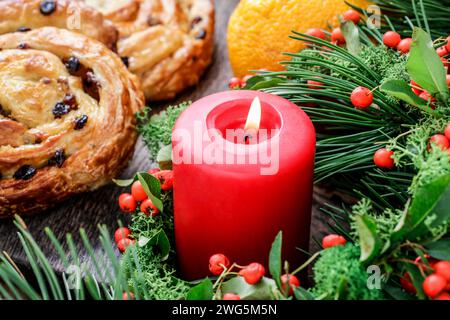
[137,102,189,159]
[311,244,384,300]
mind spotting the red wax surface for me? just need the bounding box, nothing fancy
[172,90,316,280]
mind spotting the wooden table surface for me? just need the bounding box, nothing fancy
[0,0,332,274]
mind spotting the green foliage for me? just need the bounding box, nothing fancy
[349,0,450,38]
[311,244,384,300]
[136,102,189,159]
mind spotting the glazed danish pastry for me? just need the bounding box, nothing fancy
[0,27,144,217]
[84,0,215,101]
[0,0,118,50]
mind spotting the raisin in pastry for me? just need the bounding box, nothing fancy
[0,27,144,217]
[84,0,215,100]
[0,0,118,50]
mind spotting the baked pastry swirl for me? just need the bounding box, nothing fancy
[84,0,215,100]
[0,0,118,50]
[0,27,144,217]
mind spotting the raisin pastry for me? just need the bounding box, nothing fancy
[0,27,144,217]
[0,0,118,50]
[84,0,215,101]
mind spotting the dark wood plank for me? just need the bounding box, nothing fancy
[0,0,332,273]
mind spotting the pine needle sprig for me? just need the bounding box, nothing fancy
[348,0,450,38]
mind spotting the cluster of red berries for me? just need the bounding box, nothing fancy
[429,124,450,155]
[401,256,450,300]
[208,253,300,299]
[228,74,255,90]
[306,10,361,46]
[118,169,173,216]
[114,227,134,253]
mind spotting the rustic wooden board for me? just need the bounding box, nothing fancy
[0,0,332,274]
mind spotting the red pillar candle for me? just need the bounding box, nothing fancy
[172,90,315,280]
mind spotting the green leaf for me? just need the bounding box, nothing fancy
[186,278,213,300]
[383,283,415,300]
[341,21,361,55]
[112,177,135,187]
[354,214,380,263]
[222,277,276,300]
[157,144,172,170]
[269,231,282,290]
[136,172,163,213]
[394,174,450,240]
[380,80,437,115]
[247,78,283,90]
[404,264,426,299]
[425,239,450,261]
[293,286,315,300]
[138,230,171,261]
[406,28,448,101]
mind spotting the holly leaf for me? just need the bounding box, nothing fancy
[406,28,448,101]
[269,231,282,290]
[136,172,163,213]
[186,278,213,300]
[157,144,172,170]
[380,80,437,115]
[425,239,450,261]
[383,283,415,300]
[221,277,277,300]
[293,286,315,300]
[354,214,380,263]
[394,174,450,240]
[112,177,135,187]
[341,21,360,55]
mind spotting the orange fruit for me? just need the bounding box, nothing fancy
[227,0,372,77]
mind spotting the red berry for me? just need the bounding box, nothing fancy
[400,273,417,294]
[240,263,265,285]
[423,274,447,298]
[446,75,450,87]
[383,31,401,48]
[114,227,131,244]
[148,168,160,174]
[351,86,373,109]
[117,238,134,253]
[374,148,395,169]
[223,293,240,300]
[118,193,137,213]
[280,274,300,296]
[434,261,450,282]
[305,28,326,40]
[229,77,243,89]
[442,57,449,68]
[331,28,345,45]
[343,10,361,24]
[445,124,450,140]
[410,80,422,95]
[152,170,174,191]
[435,292,450,300]
[429,134,450,151]
[437,46,449,57]
[122,292,135,300]
[131,181,148,202]
[322,234,347,249]
[307,80,323,89]
[397,38,412,54]
[209,254,230,276]
[446,36,450,52]
[140,198,160,217]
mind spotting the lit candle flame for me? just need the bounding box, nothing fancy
[244,97,262,131]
